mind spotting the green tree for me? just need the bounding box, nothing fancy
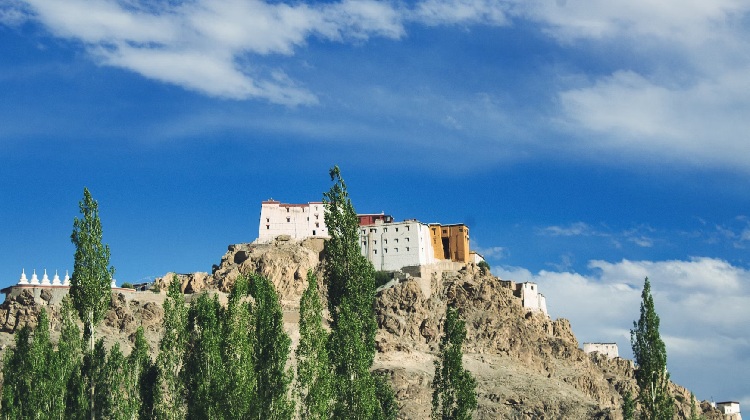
[374,372,398,420]
[55,297,84,420]
[183,293,225,419]
[130,327,157,420]
[323,166,381,418]
[623,390,636,420]
[1,310,57,419]
[221,275,256,419]
[431,306,477,420]
[154,277,188,420]
[70,187,115,350]
[250,274,294,420]
[630,277,674,420]
[296,271,333,420]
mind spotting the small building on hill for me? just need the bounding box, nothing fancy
[583,343,619,359]
[716,401,742,419]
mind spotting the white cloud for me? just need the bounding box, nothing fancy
[539,222,594,237]
[413,0,508,26]
[3,0,512,104]
[495,257,750,401]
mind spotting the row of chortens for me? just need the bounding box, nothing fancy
[16,269,117,288]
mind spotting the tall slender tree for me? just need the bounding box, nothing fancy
[431,306,477,420]
[154,277,188,420]
[323,166,382,418]
[183,293,225,419]
[630,277,674,420]
[296,271,332,420]
[70,187,115,350]
[222,275,256,419]
[250,273,293,420]
[70,188,115,420]
[1,310,57,419]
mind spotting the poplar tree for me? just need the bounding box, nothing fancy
[250,274,293,420]
[154,277,188,420]
[183,293,225,419]
[70,188,114,419]
[296,271,332,420]
[70,187,115,350]
[1,310,56,419]
[431,306,477,420]
[222,275,256,419]
[130,327,157,419]
[323,166,381,418]
[630,277,674,420]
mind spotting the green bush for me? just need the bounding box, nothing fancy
[478,260,490,274]
[120,282,134,289]
[374,271,392,288]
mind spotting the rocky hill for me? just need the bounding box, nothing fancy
[0,238,725,419]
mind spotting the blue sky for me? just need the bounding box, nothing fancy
[2,0,749,407]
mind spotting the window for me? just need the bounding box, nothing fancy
[395,227,399,232]
[384,228,388,232]
[316,222,320,227]
[287,217,291,222]
[370,228,377,233]
[374,249,377,254]
[287,208,290,213]
[362,240,366,245]
[266,225,270,230]
[406,225,410,231]
[394,238,398,243]
[373,240,377,245]
[394,248,398,252]
[406,247,410,252]
[307,217,309,221]
[315,214,319,220]
[362,229,366,234]
[384,248,388,253]
[384,239,387,244]
[442,229,447,234]
[266,218,269,223]
[312,230,316,235]
[406,237,410,242]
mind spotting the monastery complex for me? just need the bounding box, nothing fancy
[255,199,548,315]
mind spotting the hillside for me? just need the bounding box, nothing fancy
[0,238,725,419]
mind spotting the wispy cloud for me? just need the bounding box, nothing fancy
[5,0,510,104]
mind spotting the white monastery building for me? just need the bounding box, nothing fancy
[583,343,619,359]
[516,282,548,315]
[256,200,328,243]
[360,220,437,271]
[716,402,742,419]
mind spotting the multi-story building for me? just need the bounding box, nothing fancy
[359,219,437,271]
[256,199,328,243]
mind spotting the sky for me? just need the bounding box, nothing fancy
[1,0,749,407]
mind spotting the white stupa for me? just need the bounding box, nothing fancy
[52,270,62,286]
[18,269,28,285]
[30,269,40,285]
[41,269,51,285]
[63,271,70,286]
[110,278,116,288]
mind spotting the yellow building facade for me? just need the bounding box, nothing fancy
[429,223,470,263]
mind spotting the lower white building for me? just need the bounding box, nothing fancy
[716,401,742,418]
[583,343,619,359]
[360,220,437,271]
[517,282,548,315]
